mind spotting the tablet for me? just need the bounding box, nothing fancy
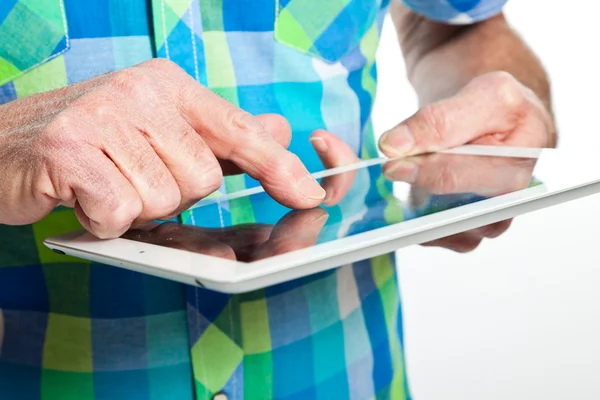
[44,145,600,293]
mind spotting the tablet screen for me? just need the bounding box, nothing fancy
[123,152,539,262]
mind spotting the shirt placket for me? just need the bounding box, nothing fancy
[149,2,243,399]
[150,0,207,85]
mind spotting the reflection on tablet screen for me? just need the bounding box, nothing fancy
[122,153,539,262]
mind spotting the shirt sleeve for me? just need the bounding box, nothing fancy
[400,0,508,24]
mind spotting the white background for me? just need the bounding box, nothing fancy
[373,2,600,399]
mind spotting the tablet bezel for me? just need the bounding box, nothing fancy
[44,145,600,293]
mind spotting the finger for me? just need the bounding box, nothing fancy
[185,102,325,209]
[472,219,513,239]
[501,84,556,148]
[70,147,143,239]
[104,73,224,213]
[220,113,292,175]
[140,118,224,209]
[378,72,530,157]
[422,231,483,253]
[310,130,360,206]
[500,110,552,148]
[146,62,325,208]
[252,208,328,260]
[96,113,182,222]
[469,112,550,148]
[256,114,292,149]
[139,116,224,216]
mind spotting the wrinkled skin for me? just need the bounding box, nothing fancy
[0,59,326,238]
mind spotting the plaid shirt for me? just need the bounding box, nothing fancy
[0,0,506,399]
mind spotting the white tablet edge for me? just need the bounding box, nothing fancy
[45,145,600,293]
[190,145,544,209]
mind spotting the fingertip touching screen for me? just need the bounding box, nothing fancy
[122,153,539,262]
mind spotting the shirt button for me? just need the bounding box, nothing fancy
[212,392,228,400]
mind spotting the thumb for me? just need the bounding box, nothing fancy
[379,72,527,157]
[309,130,360,206]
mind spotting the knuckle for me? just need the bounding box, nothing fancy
[487,71,525,109]
[109,69,137,92]
[191,157,223,198]
[44,113,74,139]
[39,112,83,153]
[176,80,205,105]
[104,194,142,231]
[225,111,269,160]
[109,68,156,100]
[182,134,224,198]
[127,155,182,216]
[90,101,116,121]
[201,160,224,194]
[264,151,295,175]
[75,92,117,120]
[148,187,181,217]
[225,110,263,135]
[486,70,518,85]
[142,58,179,73]
[147,122,224,202]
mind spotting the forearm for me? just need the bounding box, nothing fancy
[391,3,552,113]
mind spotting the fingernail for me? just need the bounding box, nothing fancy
[384,160,419,183]
[323,188,335,205]
[296,175,326,200]
[310,136,328,153]
[380,125,414,156]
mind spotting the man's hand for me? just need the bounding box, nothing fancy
[383,5,555,250]
[379,71,556,158]
[0,59,325,238]
[308,129,526,254]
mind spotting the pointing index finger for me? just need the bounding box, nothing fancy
[164,68,325,209]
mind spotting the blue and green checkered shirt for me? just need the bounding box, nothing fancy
[0,0,506,399]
